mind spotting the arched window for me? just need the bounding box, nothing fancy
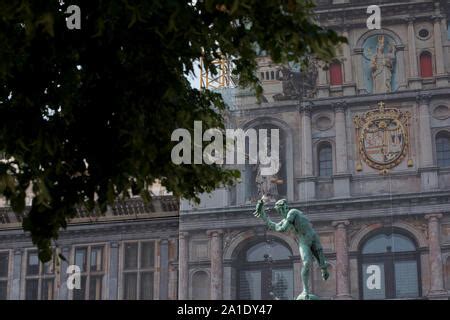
[237,239,293,300]
[271,71,275,80]
[436,131,450,167]
[329,61,343,86]
[318,143,333,177]
[191,271,210,300]
[420,51,433,78]
[359,231,421,299]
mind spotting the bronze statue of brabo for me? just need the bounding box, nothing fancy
[253,197,330,300]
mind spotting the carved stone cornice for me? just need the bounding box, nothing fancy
[332,220,350,228]
[416,92,433,105]
[299,101,313,116]
[333,101,347,113]
[425,213,443,221]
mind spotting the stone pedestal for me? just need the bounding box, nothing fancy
[425,214,448,299]
[332,221,352,299]
[208,230,223,300]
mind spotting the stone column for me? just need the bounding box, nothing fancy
[159,239,169,299]
[317,61,329,98]
[396,45,407,90]
[433,15,445,75]
[406,17,421,89]
[168,263,178,300]
[334,102,348,174]
[407,17,418,77]
[208,230,223,300]
[432,15,448,86]
[11,248,22,299]
[333,102,350,198]
[58,246,71,300]
[417,93,439,191]
[425,214,447,298]
[353,48,366,94]
[418,93,433,167]
[178,232,189,300]
[332,220,351,299]
[299,103,315,200]
[342,27,356,96]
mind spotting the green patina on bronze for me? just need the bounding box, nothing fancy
[253,198,330,300]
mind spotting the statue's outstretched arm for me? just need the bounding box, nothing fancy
[271,212,295,232]
[254,199,278,230]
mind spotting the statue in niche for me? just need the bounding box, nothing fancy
[254,158,281,202]
[367,35,396,94]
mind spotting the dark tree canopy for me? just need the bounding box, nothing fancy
[0,0,345,261]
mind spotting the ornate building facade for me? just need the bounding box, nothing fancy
[1,0,450,301]
[180,0,450,300]
[0,196,179,300]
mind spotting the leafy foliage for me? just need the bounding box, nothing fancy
[0,0,345,261]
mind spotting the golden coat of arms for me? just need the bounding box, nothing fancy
[354,102,413,173]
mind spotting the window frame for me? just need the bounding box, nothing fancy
[435,131,450,168]
[235,238,294,300]
[120,240,156,300]
[357,229,422,300]
[419,51,434,78]
[70,244,107,300]
[23,249,57,300]
[317,142,333,177]
[0,250,11,300]
[329,61,343,86]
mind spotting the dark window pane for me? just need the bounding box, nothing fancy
[41,278,54,300]
[0,252,8,278]
[140,242,154,269]
[362,233,416,254]
[25,279,39,300]
[90,247,103,272]
[271,269,294,300]
[239,271,261,300]
[124,243,138,270]
[319,145,333,177]
[73,276,87,300]
[75,248,87,273]
[140,272,154,300]
[27,252,39,275]
[123,273,137,300]
[89,275,103,300]
[436,135,450,167]
[362,263,386,300]
[0,281,7,300]
[394,261,419,298]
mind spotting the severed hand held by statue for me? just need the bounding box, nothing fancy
[253,196,268,222]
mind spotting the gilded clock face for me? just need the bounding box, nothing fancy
[360,118,406,167]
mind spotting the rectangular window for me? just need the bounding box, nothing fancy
[0,251,9,300]
[73,245,105,300]
[24,250,55,300]
[122,241,155,300]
